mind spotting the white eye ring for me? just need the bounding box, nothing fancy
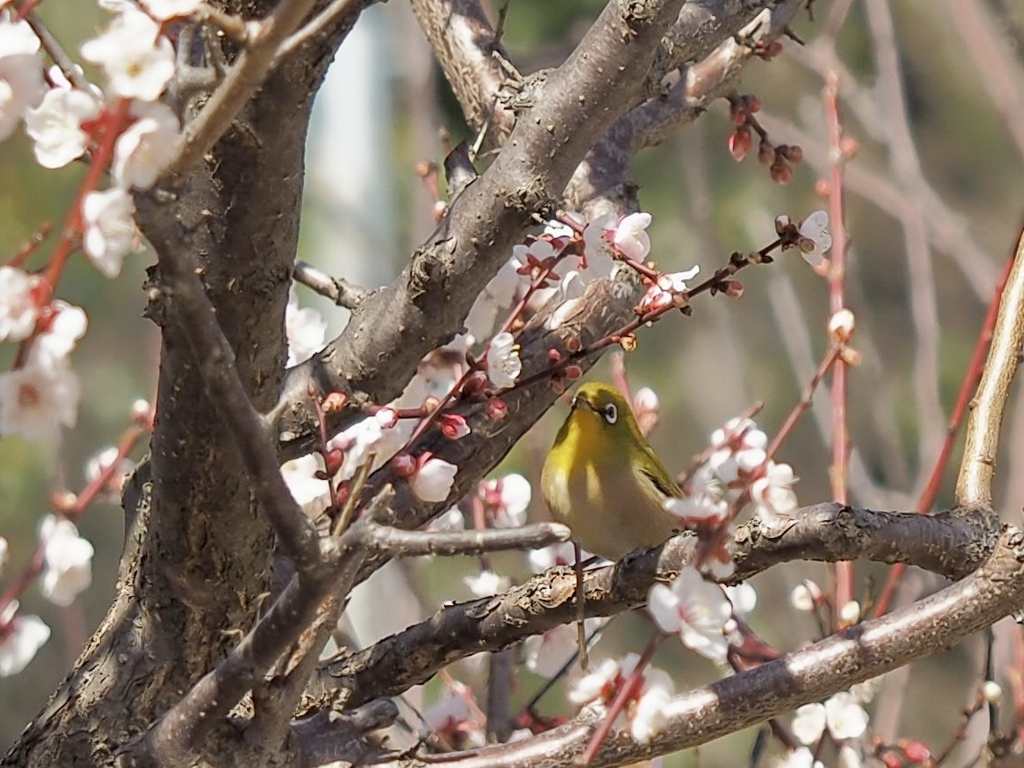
[602,403,618,425]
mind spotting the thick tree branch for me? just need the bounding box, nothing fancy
[333,502,998,706]
[409,0,517,143]
[161,0,365,181]
[956,222,1024,510]
[276,0,687,456]
[370,526,1024,768]
[143,207,323,574]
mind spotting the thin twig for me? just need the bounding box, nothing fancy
[359,521,570,558]
[160,0,332,181]
[276,0,359,60]
[293,260,370,310]
[25,13,92,91]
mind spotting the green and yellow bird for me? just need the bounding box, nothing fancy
[541,382,682,561]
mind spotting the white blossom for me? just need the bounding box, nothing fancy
[524,619,601,677]
[139,0,202,20]
[792,692,869,744]
[647,566,732,663]
[0,602,50,676]
[112,101,180,189]
[285,288,326,366]
[637,266,701,314]
[463,569,508,598]
[410,455,457,502]
[569,656,624,706]
[24,86,101,168]
[775,748,824,768]
[0,14,45,142]
[0,267,41,342]
[426,507,465,532]
[792,702,826,745]
[480,472,531,528]
[280,454,331,516]
[39,514,94,606]
[33,301,87,368]
[630,669,674,744]
[80,8,175,101]
[612,212,653,261]
[725,582,757,615]
[824,691,869,740]
[0,357,79,440]
[797,210,832,267]
[527,541,577,573]
[84,445,134,498]
[82,187,136,277]
[486,331,521,389]
[750,461,799,524]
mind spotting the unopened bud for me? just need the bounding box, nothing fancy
[414,159,436,178]
[486,397,508,421]
[839,137,859,159]
[815,178,831,198]
[433,200,448,222]
[775,214,792,235]
[51,490,78,513]
[391,452,416,477]
[900,740,931,764]
[828,308,856,343]
[564,364,582,380]
[757,142,775,166]
[982,680,1003,703]
[547,348,562,364]
[839,599,861,625]
[131,399,152,426]
[840,346,862,366]
[777,144,803,164]
[323,448,344,477]
[462,371,489,396]
[322,392,348,412]
[565,336,582,353]
[722,280,744,299]
[422,396,441,413]
[440,413,470,440]
[790,580,822,611]
[770,161,793,184]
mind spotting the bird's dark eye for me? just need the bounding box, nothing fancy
[602,403,618,425]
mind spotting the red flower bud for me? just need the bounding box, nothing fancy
[486,397,508,421]
[391,452,416,477]
[322,392,348,412]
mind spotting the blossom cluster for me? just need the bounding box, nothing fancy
[569,653,675,744]
[659,415,801,578]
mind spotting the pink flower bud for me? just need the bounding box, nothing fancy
[900,740,931,764]
[440,413,470,440]
[391,452,416,477]
[323,447,344,476]
[487,398,508,421]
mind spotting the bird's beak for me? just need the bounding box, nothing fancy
[571,395,594,414]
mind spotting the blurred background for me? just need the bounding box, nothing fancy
[2,0,1024,764]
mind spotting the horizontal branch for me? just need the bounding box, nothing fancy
[332,503,997,706]
[358,522,572,558]
[369,525,1024,768]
